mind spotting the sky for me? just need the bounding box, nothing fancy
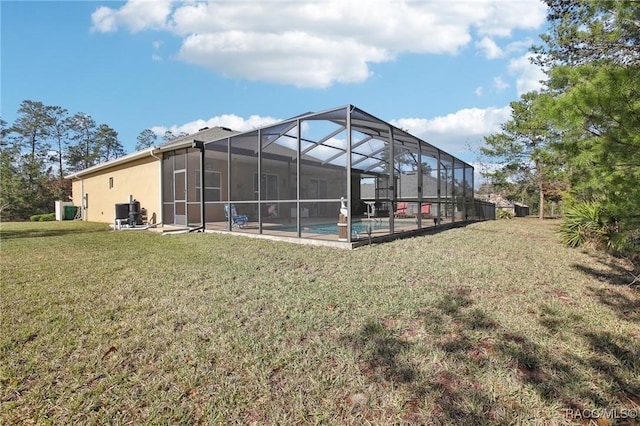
[1,0,548,168]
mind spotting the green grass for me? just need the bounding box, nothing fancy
[1,219,639,425]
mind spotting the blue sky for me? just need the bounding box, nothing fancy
[2,0,548,166]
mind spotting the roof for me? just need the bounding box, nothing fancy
[64,147,158,179]
[65,126,238,179]
[157,126,238,151]
[478,193,529,208]
[202,104,474,174]
[66,106,473,179]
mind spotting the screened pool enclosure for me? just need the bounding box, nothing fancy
[161,105,475,245]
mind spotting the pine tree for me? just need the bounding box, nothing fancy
[481,92,565,219]
[66,113,98,172]
[135,129,157,151]
[0,118,27,220]
[45,105,71,178]
[95,124,125,162]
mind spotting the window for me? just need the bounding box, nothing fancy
[254,173,279,200]
[310,178,328,216]
[195,170,221,201]
[309,179,327,199]
[108,177,113,189]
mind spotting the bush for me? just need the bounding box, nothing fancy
[497,209,514,220]
[29,213,55,222]
[559,201,628,253]
[39,213,55,221]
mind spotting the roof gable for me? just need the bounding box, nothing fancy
[158,126,238,151]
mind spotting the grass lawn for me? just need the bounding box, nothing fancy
[1,219,639,425]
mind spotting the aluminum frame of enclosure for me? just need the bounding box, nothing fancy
[161,105,476,244]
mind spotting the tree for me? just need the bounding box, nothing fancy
[12,100,50,158]
[135,128,157,151]
[2,101,126,219]
[11,100,51,186]
[536,0,640,254]
[43,106,72,201]
[480,92,565,220]
[45,106,71,179]
[548,64,640,227]
[162,130,187,143]
[535,0,640,67]
[66,113,98,172]
[95,124,125,162]
[9,101,59,216]
[0,118,26,220]
[163,130,175,142]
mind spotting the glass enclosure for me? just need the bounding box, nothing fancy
[161,105,475,244]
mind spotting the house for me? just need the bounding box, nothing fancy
[478,193,530,217]
[66,105,479,246]
[64,126,237,225]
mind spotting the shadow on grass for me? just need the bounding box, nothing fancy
[496,316,640,420]
[419,287,511,424]
[356,219,480,247]
[572,256,639,287]
[342,286,640,423]
[0,226,107,240]
[341,287,515,424]
[587,286,640,324]
[585,332,640,404]
[344,320,416,384]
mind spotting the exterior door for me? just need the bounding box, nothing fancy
[174,169,187,225]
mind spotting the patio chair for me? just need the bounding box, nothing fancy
[420,203,431,217]
[224,204,248,228]
[394,202,408,218]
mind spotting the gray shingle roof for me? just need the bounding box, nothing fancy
[158,126,239,151]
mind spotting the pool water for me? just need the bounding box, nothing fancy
[275,220,400,236]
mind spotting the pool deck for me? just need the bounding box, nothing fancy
[156,217,474,249]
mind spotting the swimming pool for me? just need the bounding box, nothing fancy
[273,220,413,237]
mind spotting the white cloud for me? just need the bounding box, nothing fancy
[473,1,546,37]
[469,161,502,186]
[508,53,547,96]
[151,40,163,61]
[177,31,388,88]
[474,86,484,96]
[493,76,509,92]
[150,113,281,136]
[91,0,173,33]
[504,38,536,55]
[476,36,503,59]
[390,106,511,155]
[90,7,118,33]
[91,0,547,88]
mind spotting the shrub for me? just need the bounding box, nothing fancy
[39,213,55,221]
[559,201,628,253]
[29,213,56,222]
[497,209,514,220]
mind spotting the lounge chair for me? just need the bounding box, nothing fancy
[224,204,248,228]
[394,202,408,217]
[420,203,431,217]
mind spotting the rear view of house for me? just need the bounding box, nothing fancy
[67,105,481,246]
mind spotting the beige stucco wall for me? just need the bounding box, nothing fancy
[70,156,161,224]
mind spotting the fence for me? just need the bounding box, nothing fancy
[472,200,496,220]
